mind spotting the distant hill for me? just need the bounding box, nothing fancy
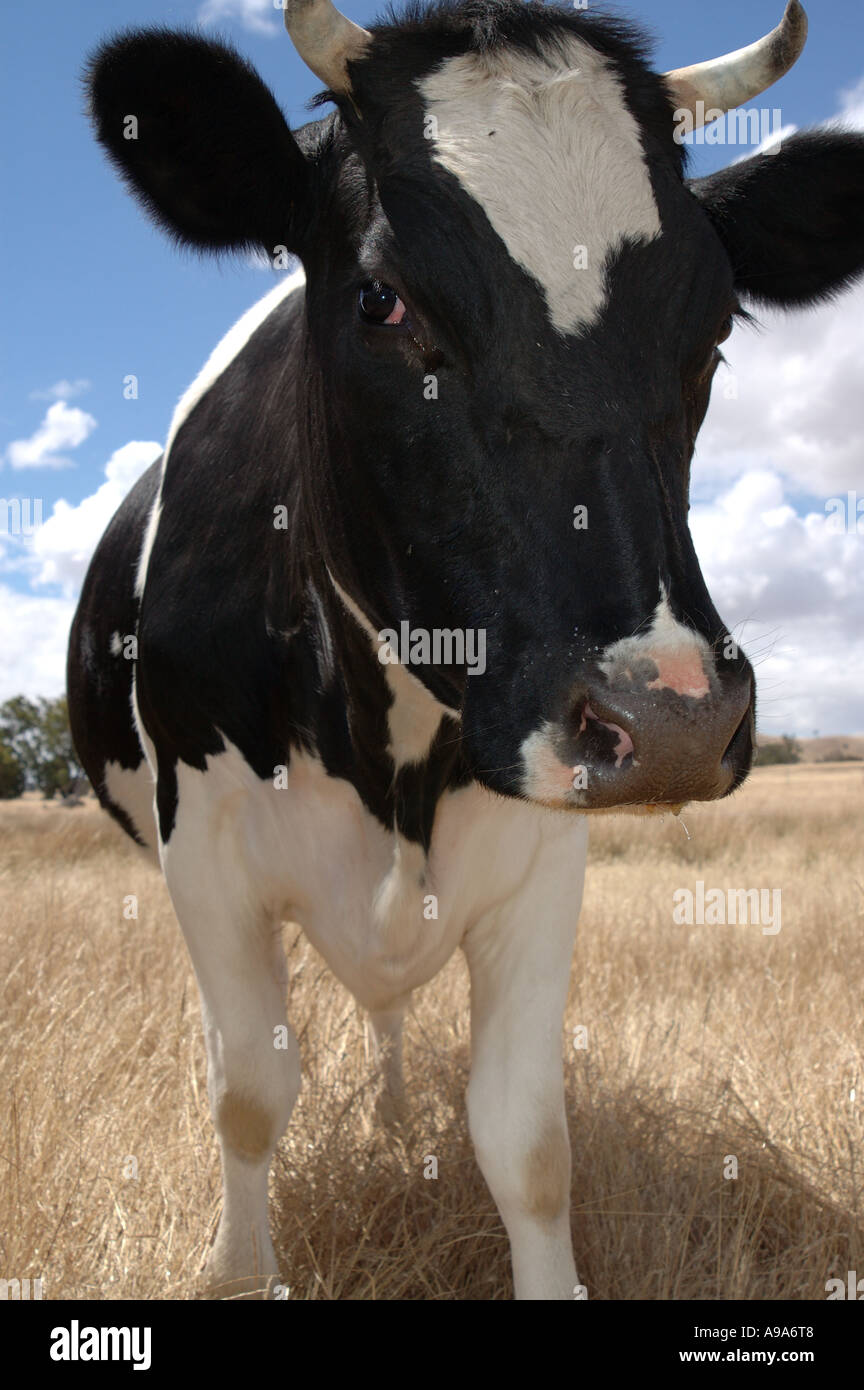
[756,734,864,763]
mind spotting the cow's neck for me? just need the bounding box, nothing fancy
[311,574,466,848]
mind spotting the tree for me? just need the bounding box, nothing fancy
[756,734,802,766]
[0,695,86,798]
[0,740,26,799]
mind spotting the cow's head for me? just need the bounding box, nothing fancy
[87,1,864,812]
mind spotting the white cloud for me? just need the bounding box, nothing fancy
[4,401,98,470]
[197,0,279,36]
[0,440,160,701]
[691,76,864,736]
[695,75,864,501]
[732,121,798,162]
[692,471,864,737]
[0,586,76,702]
[30,440,161,595]
[729,69,864,161]
[694,279,864,498]
[29,378,92,403]
[830,75,864,132]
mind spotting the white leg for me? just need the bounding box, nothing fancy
[367,1005,407,1126]
[162,832,299,1298]
[462,823,588,1300]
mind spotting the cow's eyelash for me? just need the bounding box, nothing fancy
[732,305,758,330]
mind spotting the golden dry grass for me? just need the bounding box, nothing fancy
[1,762,863,1300]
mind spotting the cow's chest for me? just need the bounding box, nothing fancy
[169,741,585,1011]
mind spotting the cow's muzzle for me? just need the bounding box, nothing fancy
[522,671,754,811]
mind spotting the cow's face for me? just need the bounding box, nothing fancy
[301,21,753,812]
[88,2,864,812]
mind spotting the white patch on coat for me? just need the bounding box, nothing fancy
[327,573,456,767]
[103,757,158,854]
[130,676,157,776]
[419,37,661,335]
[134,493,162,601]
[600,593,712,698]
[134,269,306,599]
[162,735,586,1010]
[520,723,583,805]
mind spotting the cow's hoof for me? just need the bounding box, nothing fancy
[202,1238,280,1300]
[203,1269,276,1300]
[202,1262,282,1299]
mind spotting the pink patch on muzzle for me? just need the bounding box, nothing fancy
[645,652,710,699]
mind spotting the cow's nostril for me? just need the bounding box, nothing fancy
[576,700,635,769]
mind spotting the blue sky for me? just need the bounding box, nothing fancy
[1,0,863,734]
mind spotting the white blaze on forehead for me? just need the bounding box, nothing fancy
[419,38,662,335]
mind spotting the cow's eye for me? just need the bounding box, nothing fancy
[717,316,734,344]
[358,280,406,325]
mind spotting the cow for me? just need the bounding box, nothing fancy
[68,0,864,1299]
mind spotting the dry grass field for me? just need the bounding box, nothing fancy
[758,734,864,763]
[1,761,862,1301]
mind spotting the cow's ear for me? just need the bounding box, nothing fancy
[690,131,864,308]
[86,31,309,256]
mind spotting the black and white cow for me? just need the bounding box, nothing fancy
[68,0,864,1298]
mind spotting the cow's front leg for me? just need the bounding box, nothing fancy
[462,825,587,1300]
[161,833,299,1299]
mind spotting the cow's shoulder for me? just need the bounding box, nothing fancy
[134,270,316,834]
[141,266,308,643]
[162,266,307,466]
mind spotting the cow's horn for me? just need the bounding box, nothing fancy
[663,1,807,129]
[283,0,372,93]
